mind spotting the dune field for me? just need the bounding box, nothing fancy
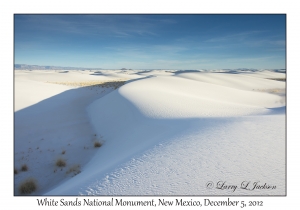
[14,69,286,195]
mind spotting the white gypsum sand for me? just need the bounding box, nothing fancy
[14,69,286,195]
[14,70,136,195]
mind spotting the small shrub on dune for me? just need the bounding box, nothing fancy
[94,141,102,148]
[19,178,37,195]
[56,158,66,167]
[61,150,66,155]
[21,164,28,171]
[14,168,18,175]
[66,164,81,176]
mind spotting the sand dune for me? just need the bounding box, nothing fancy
[14,70,285,195]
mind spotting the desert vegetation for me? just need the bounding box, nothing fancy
[19,178,37,194]
[56,158,66,167]
[254,88,286,94]
[21,164,28,171]
[94,141,102,148]
[46,80,126,89]
[66,164,81,176]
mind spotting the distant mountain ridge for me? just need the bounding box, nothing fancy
[14,64,102,70]
[14,64,286,73]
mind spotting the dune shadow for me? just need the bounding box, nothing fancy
[133,70,152,75]
[89,71,103,76]
[266,78,286,82]
[211,70,257,74]
[271,69,286,73]
[173,70,201,75]
[124,75,154,84]
[266,106,286,115]
[173,69,260,75]
[14,81,125,195]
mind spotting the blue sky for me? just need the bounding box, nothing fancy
[14,14,286,69]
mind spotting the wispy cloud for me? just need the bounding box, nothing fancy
[16,15,169,38]
[205,30,268,43]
